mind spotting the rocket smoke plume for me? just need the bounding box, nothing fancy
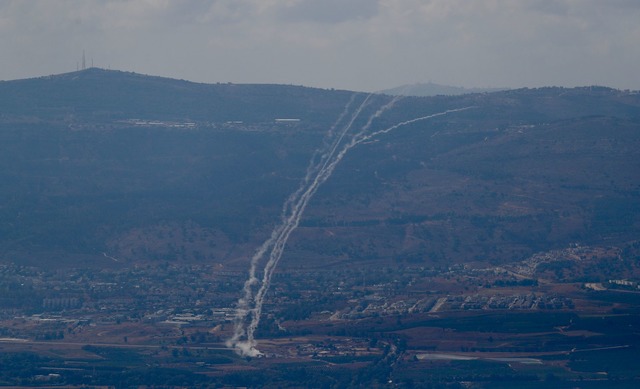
[227,94,474,357]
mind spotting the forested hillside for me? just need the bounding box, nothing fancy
[0,70,638,269]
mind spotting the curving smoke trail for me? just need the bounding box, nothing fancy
[227,93,374,355]
[241,96,403,345]
[227,94,475,356]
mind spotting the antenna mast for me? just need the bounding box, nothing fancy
[82,50,86,70]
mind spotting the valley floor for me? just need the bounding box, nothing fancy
[1,246,639,387]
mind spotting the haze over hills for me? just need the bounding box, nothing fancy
[380,82,507,96]
[0,68,639,271]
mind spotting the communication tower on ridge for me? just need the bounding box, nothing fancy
[82,50,86,70]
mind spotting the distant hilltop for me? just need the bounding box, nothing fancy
[380,82,508,96]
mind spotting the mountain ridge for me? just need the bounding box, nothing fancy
[0,69,639,270]
[0,68,356,124]
[380,81,508,96]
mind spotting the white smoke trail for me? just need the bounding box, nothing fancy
[239,95,400,353]
[227,93,373,353]
[353,106,475,144]
[229,95,403,354]
[228,96,474,356]
[282,93,360,216]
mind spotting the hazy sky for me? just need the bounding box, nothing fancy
[1,0,639,91]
